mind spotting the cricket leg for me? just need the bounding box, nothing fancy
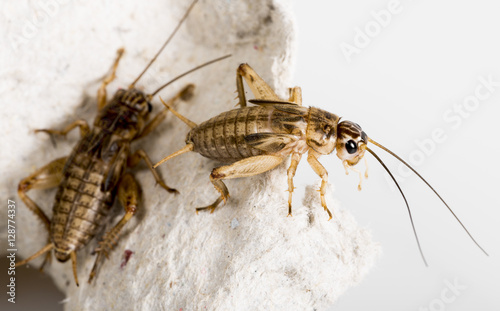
[236,65,247,107]
[236,63,280,103]
[286,152,302,217]
[128,149,178,193]
[97,48,125,110]
[342,160,364,191]
[197,155,285,213]
[88,173,139,283]
[288,86,302,106]
[307,150,334,220]
[135,84,195,140]
[17,157,66,270]
[35,120,90,142]
[18,157,67,232]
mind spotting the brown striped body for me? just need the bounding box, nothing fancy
[187,105,313,162]
[186,105,343,163]
[51,129,129,261]
[50,89,148,262]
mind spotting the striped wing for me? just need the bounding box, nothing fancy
[244,133,298,153]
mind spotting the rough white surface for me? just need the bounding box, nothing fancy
[0,0,379,310]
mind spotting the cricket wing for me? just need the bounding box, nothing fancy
[248,99,298,106]
[244,133,299,153]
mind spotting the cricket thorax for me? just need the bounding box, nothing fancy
[305,107,340,155]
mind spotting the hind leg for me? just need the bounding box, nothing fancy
[287,86,302,106]
[88,173,140,283]
[286,152,302,217]
[17,157,66,270]
[18,157,66,232]
[197,155,285,213]
[35,120,89,146]
[236,63,280,107]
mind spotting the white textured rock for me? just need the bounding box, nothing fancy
[0,0,379,310]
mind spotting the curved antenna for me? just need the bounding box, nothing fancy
[366,147,428,266]
[129,0,199,89]
[369,138,489,257]
[150,54,231,96]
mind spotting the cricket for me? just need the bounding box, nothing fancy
[153,63,488,266]
[16,0,229,285]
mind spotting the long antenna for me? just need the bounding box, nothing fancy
[368,138,489,257]
[366,147,428,266]
[129,0,199,89]
[150,54,231,96]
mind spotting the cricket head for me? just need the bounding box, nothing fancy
[95,88,152,140]
[115,88,153,117]
[335,120,368,166]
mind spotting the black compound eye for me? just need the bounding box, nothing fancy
[147,102,152,113]
[345,140,357,154]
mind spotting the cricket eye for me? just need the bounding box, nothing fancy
[346,140,357,154]
[147,102,152,113]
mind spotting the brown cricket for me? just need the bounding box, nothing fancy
[16,0,229,285]
[153,63,488,266]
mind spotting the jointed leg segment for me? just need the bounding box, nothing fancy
[342,160,365,191]
[89,173,140,283]
[236,64,280,108]
[286,153,302,216]
[307,150,333,220]
[197,155,285,213]
[35,119,90,141]
[18,157,67,232]
[17,157,69,278]
[196,177,229,214]
[288,87,302,106]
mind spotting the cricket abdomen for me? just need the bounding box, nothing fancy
[186,106,271,162]
[187,105,309,163]
[51,151,116,261]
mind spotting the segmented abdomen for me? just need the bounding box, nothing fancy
[51,152,115,254]
[187,106,276,163]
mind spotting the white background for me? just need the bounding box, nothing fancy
[292,0,499,310]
